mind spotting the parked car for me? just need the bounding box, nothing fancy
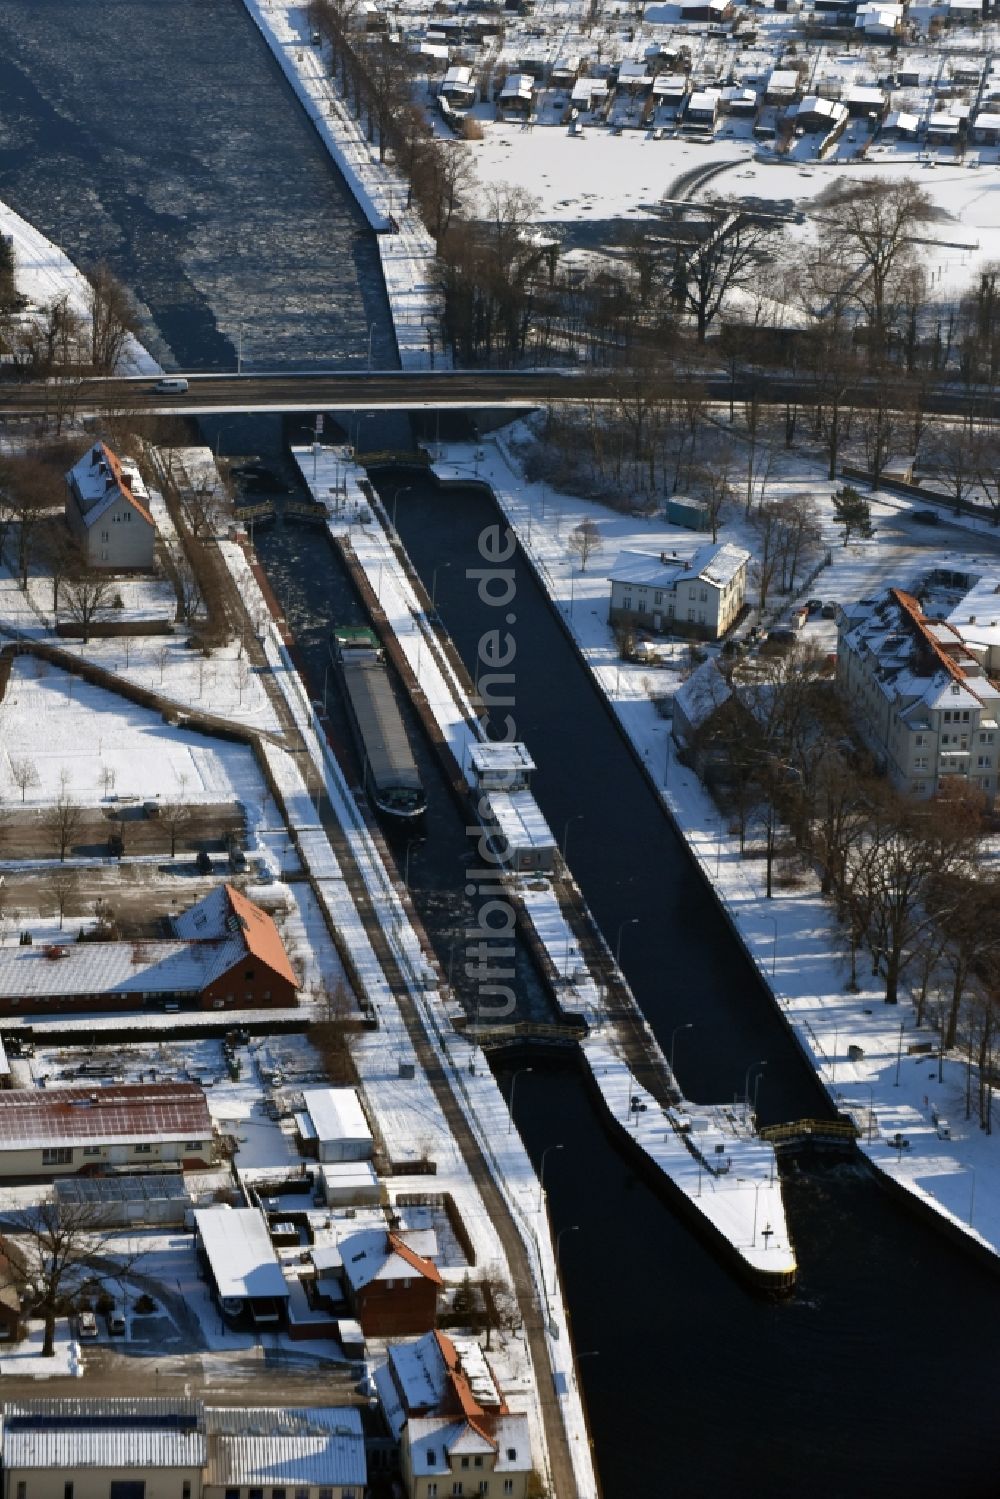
[195,849,213,875]
[77,1311,98,1339]
[821,602,838,619]
[106,1306,126,1336]
[912,508,940,526]
[763,628,797,650]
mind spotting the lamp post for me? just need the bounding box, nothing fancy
[431,562,450,610]
[561,813,583,862]
[765,914,778,978]
[753,1067,766,1116]
[507,1067,533,1135]
[403,836,424,888]
[538,1143,563,1211]
[744,1059,767,1113]
[751,1180,763,1248]
[391,484,412,532]
[556,1223,579,1280]
[894,1020,904,1087]
[615,917,639,968]
[670,1022,693,1075]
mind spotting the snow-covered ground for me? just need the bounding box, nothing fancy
[433,428,1000,1263]
[0,1320,82,1379]
[0,197,159,376]
[241,0,444,370]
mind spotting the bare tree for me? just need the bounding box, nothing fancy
[43,783,81,861]
[672,201,781,343]
[567,519,600,572]
[821,178,933,359]
[10,758,37,803]
[160,799,192,858]
[6,1200,134,1356]
[0,455,62,589]
[85,262,140,374]
[47,867,79,929]
[63,573,115,644]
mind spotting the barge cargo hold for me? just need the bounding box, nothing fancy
[331,625,427,823]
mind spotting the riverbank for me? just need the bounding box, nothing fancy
[430,434,1000,1266]
[241,0,444,372]
[0,197,159,377]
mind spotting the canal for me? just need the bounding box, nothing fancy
[0,1,997,1494]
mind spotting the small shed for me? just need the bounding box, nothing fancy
[301,1087,374,1164]
[667,497,712,532]
[321,1160,382,1206]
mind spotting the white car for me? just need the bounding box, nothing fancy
[77,1311,98,1339]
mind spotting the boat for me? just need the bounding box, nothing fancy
[331,625,427,823]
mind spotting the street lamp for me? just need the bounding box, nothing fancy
[507,1067,533,1135]
[538,1143,563,1210]
[744,1059,767,1113]
[751,1180,763,1248]
[403,836,424,888]
[391,484,412,532]
[431,562,451,609]
[894,1020,905,1086]
[670,1022,693,1075]
[556,1223,579,1280]
[615,917,639,968]
[561,813,583,862]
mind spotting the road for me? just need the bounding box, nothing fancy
[6,367,1000,418]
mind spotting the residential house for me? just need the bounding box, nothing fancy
[339,1227,443,1337]
[374,1331,533,1499]
[608,542,750,640]
[0,1400,367,1499]
[793,94,849,140]
[837,585,1000,801]
[971,109,1000,143]
[497,74,534,118]
[0,884,299,1018]
[0,1081,213,1181]
[65,442,155,570]
[439,65,476,110]
[671,659,734,754]
[684,89,721,132]
[764,68,802,105]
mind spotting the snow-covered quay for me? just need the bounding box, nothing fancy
[291,441,796,1290]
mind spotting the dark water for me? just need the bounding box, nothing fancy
[0,5,997,1495]
[0,0,396,371]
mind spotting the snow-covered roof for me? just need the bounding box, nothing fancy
[65,442,155,530]
[500,73,534,100]
[973,111,1000,130]
[484,790,556,853]
[609,542,749,591]
[1,1401,206,1470]
[442,64,473,88]
[766,68,799,92]
[0,1083,211,1151]
[468,741,536,777]
[673,659,733,734]
[194,1208,288,1302]
[301,1087,372,1150]
[406,1413,531,1476]
[795,95,847,124]
[339,1228,442,1293]
[0,936,244,1002]
[204,1408,365,1489]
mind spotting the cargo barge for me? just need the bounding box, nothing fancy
[331,625,427,823]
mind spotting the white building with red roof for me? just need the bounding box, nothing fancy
[65,441,156,569]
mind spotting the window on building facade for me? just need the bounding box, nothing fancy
[226,1489,240,1499]
[452,1485,464,1497]
[110,1484,145,1499]
[134,1143,152,1154]
[17,1484,26,1499]
[654,591,662,605]
[294,1488,308,1499]
[622,595,632,610]
[83,1146,101,1157]
[249,1487,264,1499]
[183,1484,191,1499]
[427,1487,438,1499]
[272,1488,286,1499]
[504,1484,514,1497]
[478,1485,489,1496]
[65,1483,73,1499]
[41,1148,72,1166]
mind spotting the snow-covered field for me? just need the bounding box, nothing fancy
[434,426,1000,1262]
[0,654,270,808]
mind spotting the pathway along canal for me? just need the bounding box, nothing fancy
[0,0,995,1492]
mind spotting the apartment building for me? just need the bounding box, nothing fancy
[837,585,1000,801]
